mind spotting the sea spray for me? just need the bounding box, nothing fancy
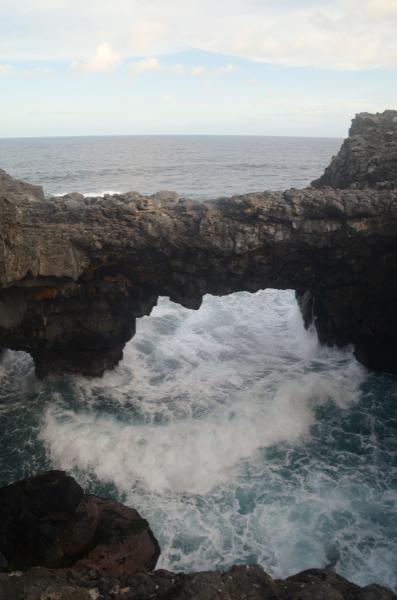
[0,290,396,589]
[26,290,395,590]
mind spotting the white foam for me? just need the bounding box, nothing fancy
[82,191,122,197]
[35,290,397,591]
[39,291,363,495]
[0,350,39,408]
[54,191,122,198]
[40,368,357,495]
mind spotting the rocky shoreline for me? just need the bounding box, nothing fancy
[1,110,397,376]
[0,472,395,600]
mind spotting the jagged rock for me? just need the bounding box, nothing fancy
[0,565,395,600]
[72,497,160,576]
[0,471,160,575]
[0,168,45,202]
[0,111,397,375]
[299,111,397,363]
[312,110,397,189]
[0,179,396,375]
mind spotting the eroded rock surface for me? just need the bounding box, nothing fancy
[0,564,395,600]
[0,471,159,574]
[0,110,397,374]
[312,109,397,188]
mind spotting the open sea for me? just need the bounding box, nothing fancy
[0,135,396,590]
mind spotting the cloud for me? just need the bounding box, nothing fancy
[72,42,120,73]
[213,63,237,74]
[0,64,14,75]
[191,64,237,76]
[1,0,397,70]
[160,94,175,102]
[366,0,397,19]
[130,21,165,53]
[128,57,160,76]
[174,63,186,75]
[0,64,56,77]
[191,65,205,76]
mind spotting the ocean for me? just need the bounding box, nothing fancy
[0,135,396,590]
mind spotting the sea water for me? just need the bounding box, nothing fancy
[0,135,396,590]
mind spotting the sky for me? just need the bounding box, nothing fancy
[0,0,396,137]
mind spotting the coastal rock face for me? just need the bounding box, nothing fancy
[0,168,45,202]
[0,471,160,574]
[0,110,397,375]
[304,109,397,365]
[312,109,397,189]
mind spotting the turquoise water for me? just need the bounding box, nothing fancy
[0,136,396,590]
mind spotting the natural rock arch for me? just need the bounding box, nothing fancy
[0,110,396,376]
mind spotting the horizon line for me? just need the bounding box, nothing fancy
[0,132,343,141]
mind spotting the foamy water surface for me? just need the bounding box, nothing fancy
[0,291,396,589]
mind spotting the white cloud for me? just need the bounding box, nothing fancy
[160,94,175,102]
[174,63,186,75]
[213,63,237,74]
[0,64,14,75]
[190,64,237,77]
[191,65,205,76]
[130,21,165,53]
[128,57,160,76]
[72,42,120,73]
[1,0,397,70]
[366,0,397,19]
[0,64,56,77]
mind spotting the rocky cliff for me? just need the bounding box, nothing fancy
[312,109,397,188]
[0,110,397,376]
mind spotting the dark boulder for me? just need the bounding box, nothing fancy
[0,471,160,574]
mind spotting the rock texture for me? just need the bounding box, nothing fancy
[0,110,397,374]
[303,109,397,365]
[0,471,160,574]
[0,563,396,600]
[312,109,397,188]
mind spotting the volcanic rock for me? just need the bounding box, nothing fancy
[312,109,397,188]
[0,471,160,574]
[0,110,397,374]
[0,565,395,600]
[0,168,44,201]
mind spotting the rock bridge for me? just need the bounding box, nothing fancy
[1,110,397,376]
